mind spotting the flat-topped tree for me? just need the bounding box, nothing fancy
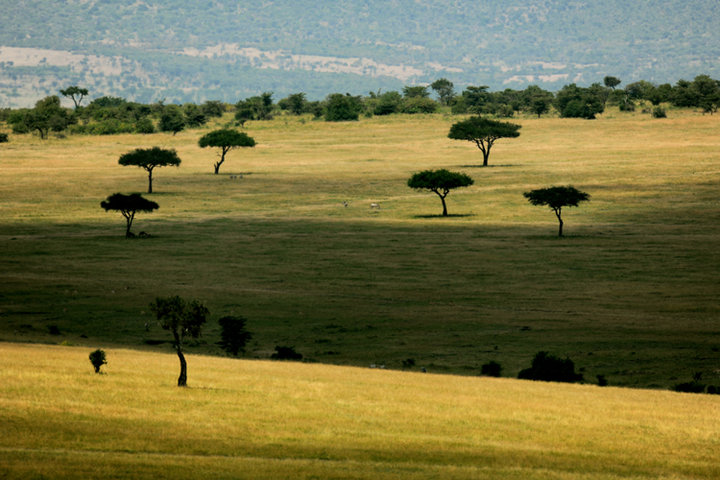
[60,86,89,108]
[523,186,590,237]
[407,169,473,216]
[118,147,181,193]
[100,193,158,238]
[198,129,256,174]
[448,116,521,167]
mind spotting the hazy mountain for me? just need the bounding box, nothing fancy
[1,0,719,107]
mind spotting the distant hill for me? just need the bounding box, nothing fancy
[1,0,719,107]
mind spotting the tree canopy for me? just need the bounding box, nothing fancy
[7,96,73,139]
[149,296,208,387]
[523,185,590,237]
[60,86,89,108]
[198,129,256,174]
[407,169,474,216]
[447,116,521,166]
[100,193,159,237]
[118,147,181,193]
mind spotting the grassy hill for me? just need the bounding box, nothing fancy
[0,109,719,390]
[0,342,718,479]
[2,0,720,105]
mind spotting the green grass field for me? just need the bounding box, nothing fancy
[1,342,718,479]
[1,110,719,389]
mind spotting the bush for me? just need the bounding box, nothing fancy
[324,93,363,121]
[0,132,8,143]
[399,97,438,114]
[47,324,61,335]
[618,100,636,112]
[89,349,107,373]
[673,381,705,393]
[217,315,252,356]
[480,360,502,377]
[135,117,155,134]
[271,345,303,361]
[517,351,583,383]
[652,106,667,118]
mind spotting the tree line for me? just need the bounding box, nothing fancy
[1,74,719,140]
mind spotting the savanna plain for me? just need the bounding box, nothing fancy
[0,110,719,478]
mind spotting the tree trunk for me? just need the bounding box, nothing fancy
[176,347,187,386]
[214,149,227,174]
[124,211,135,238]
[147,169,153,193]
[174,337,188,387]
[554,208,564,237]
[441,196,448,216]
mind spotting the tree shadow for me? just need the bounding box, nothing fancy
[412,214,476,219]
[458,164,519,168]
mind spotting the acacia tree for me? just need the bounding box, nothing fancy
[448,116,521,166]
[60,86,89,108]
[100,193,159,237]
[523,186,590,237]
[118,147,181,193]
[198,129,256,174]
[407,169,473,216]
[149,296,208,387]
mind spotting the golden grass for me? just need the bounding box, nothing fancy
[0,342,718,479]
[0,110,719,388]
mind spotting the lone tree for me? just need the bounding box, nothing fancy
[523,186,590,237]
[100,193,159,238]
[88,349,107,374]
[218,315,253,356]
[448,116,521,167]
[198,129,256,174]
[407,169,474,216]
[150,296,208,387]
[60,86,89,108]
[118,147,181,193]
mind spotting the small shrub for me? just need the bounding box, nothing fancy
[706,385,719,395]
[480,361,502,377]
[89,349,107,373]
[652,106,667,118]
[597,374,608,386]
[517,351,583,383]
[135,117,155,134]
[271,345,303,361]
[402,358,416,369]
[0,132,8,143]
[47,324,61,335]
[618,100,636,112]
